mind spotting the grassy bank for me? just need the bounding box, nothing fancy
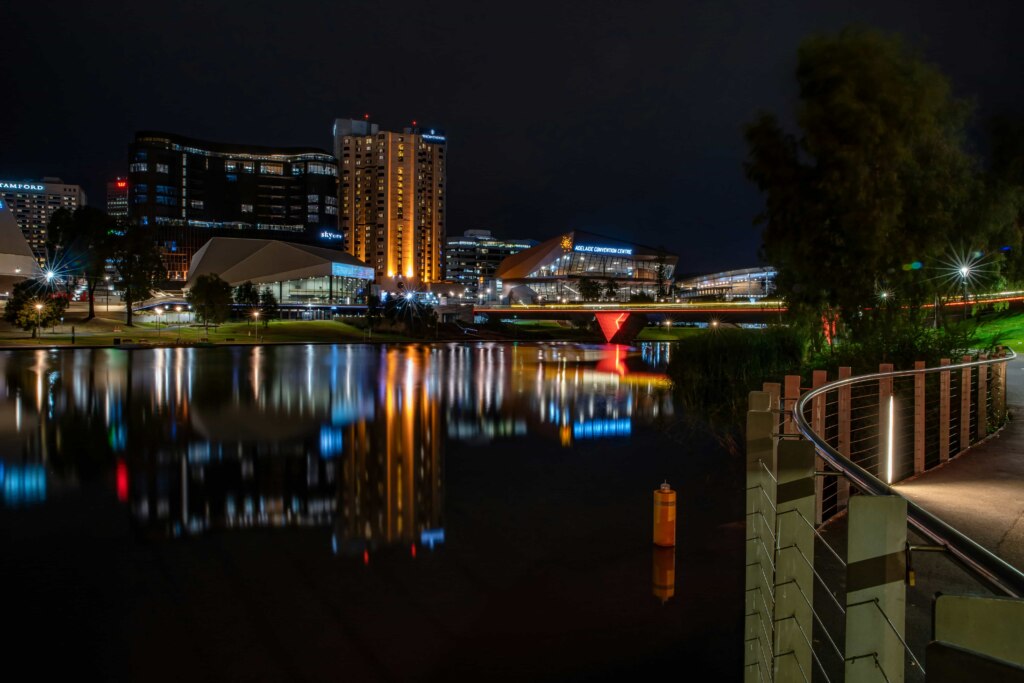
[0,317,414,346]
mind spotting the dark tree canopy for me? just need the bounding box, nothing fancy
[186,273,234,333]
[47,206,116,320]
[111,224,164,327]
[745,27,1018,334]
[3,281,68,337]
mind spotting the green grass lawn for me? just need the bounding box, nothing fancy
[972,310,1024,350]
[0,317,412,346]
[636,326,706,341]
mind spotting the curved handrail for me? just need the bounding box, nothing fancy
[792,349,1024,598]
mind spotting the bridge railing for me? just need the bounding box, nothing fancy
[745,350,1024,682]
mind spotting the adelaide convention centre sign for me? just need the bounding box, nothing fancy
[574,244,633,256]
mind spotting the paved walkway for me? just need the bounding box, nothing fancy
[894,357,1024,570]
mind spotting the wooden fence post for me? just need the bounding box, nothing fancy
[812,370,827,524]
[879,364,894,482]
[977,354,988,439]
[939,359,951,464]
[837,366,852,510]
[961,355,972,452]
[914,361,925,475]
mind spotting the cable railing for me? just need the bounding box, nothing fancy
[744,350,1024,683]
[792,351,1024,599]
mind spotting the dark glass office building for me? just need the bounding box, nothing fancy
[128,131,339,281]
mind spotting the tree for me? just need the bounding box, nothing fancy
[235,281,260,325]
[3,281,67,338]
[47,207,116,320]
[576,276,602,302]
[744,27,1013,338]
[111,224,164,327]
[603,278,618,301]
[259,287,278,327]
[654,249,670,301]
[186,274,234,334]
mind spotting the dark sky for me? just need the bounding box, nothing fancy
[2,1,1024,273]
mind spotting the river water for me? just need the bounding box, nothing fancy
[0,342,743,681]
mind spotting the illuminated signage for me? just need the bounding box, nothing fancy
[0,181,45,192]
[332,262,375,280]
[320,230,344,241]
[421,129,446,143]
[574,244,633,256]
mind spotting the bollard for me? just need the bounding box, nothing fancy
[653,481,676,547]
[652,546,675,605]
[845,495,907,683]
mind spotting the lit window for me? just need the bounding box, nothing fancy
[262,163,283,175]
[241,204,253,213]
[156,163,169,174]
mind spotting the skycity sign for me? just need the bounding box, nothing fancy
[0,181,45,192]
[574,244,633,256]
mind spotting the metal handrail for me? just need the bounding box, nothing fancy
[792,349,1024,598]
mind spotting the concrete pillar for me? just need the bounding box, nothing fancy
[939,359,951,463]
[914,361,925,475]
[845,496,907,683]
[811,370,827,523]
[977,354,988,437]
[933,594,1024,667]
[783,375,801,435]
[745,391,776,682]
[961,355,972,452]
[879,364,894,482]
[837,366,852,510]
[773,439,816,683]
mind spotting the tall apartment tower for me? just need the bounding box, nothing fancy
[333,118,446,286]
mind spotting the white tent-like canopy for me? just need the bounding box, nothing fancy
[185,237,373,288]
[0,197,40,289]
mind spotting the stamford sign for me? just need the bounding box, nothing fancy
[0,181,45,192]
[574,244,633,256]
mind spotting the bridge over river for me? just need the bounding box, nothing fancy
[474,301,788,342]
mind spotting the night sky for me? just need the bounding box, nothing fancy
[2,1,1024,273]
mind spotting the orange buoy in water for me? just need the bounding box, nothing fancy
[653,481,676,547]
[652,546,676,604]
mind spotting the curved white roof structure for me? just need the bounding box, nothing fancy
[0,197,40,284]
[185,237,374,288]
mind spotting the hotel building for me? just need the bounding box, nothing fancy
[128,131,339,282]
[0,178,87,262]
[333,118,446,287]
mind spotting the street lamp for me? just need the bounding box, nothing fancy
[253,310,259,341]
[34,302,43,338]
[104,276,111,312]
[959,266,971,321]
[155,306,163,337]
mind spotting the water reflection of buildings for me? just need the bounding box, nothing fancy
[0,342,672,553]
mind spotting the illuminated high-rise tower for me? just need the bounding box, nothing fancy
[333,117,447,287]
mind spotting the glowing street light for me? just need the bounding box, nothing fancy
[155,306,163,337]
[35,302,43,337]
[960,265,971,321]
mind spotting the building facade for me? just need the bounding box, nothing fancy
[106,177,129,220]
[445,229,536,299]
[494,230,678,303]
[674,266,777,300]
[333,118,446,287]
[0,178,86,263]
[128,131,339,282]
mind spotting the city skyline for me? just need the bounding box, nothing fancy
[4,2,1024,273]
